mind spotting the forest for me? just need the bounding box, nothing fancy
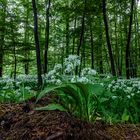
[1,0,140,139]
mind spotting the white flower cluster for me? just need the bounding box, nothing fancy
[81,68,97,76]
[17,74,37,83]
[64,55,80,74]
[108,78,140,100]
[42,55,99,84]
[44,64,62,84]
[70,76,89,83]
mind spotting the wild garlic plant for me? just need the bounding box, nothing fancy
[64,55,80,75]
[44,55,98,85]
[107,78,140,100]
[43,64,62,85]
[0,75,36,103]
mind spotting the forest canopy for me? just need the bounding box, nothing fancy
[0,0,140,85]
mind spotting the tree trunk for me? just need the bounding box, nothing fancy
[13,45,17,80]
[32,0,42,86]
[99,23,103,74]
[66,13,69,57]
[0,1,6,77]
[102,0,116,76]
[72,18,77,54]
[0,29,4,77]
[125,0,134,79]
[44,0,51,74]
[90,22,94,69]
[77,0,86,56]
[24,2,30,75]
[76,0,87,75]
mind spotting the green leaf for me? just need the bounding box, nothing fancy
[121,109,129,122]
[35,103,67,112]
[36,84,66,103]
[92,84,104,95]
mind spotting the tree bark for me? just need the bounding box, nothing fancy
[24,2,30,75]
[32,0,42,86]
[0,29,4,77]
[102,0,116,76]
[76,0,87,75]
[72,18,77,54]
[0,1,6,77]
[44,0,51,74]
[77,0,86,56]
[125,0,135,79]
[90,22,94,69]
[13,44,17,80]
[66,13,69,57]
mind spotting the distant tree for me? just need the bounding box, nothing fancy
[32,0,42,86]
[44,0,51,74]
[76,0,87,75]
[125,0,135,79]
[102,0,116,76]
[0,0,7,77]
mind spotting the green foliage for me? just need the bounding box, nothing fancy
[1,75,140,124]
[35,103,67,112]
[0,82,36,103]
[36,78,140,124]
[36,83,106,121]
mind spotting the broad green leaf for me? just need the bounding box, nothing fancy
[35,103,67,112]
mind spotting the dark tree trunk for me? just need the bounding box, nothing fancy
[99,26,103,74]
[77,0,86,56]
[32,0,42,86]
[25,63,29,75]
[102,0,116,76]
[0,53,3,77]
[90,23,94,69]
[24,1,30,75]
[66,13,69,57]
[44,0,51,74]
[133,1,140,77]
[125,0,135,79]
[0,1,6,77]
[13,45,17,80]
[0,29,4,77]
[76,0,87,75]
[72,18,77,54]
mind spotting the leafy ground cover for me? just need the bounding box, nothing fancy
[1,55,140,139]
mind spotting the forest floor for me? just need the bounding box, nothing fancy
[1,97,140,140]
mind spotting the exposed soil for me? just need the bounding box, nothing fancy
[0,98,140,140]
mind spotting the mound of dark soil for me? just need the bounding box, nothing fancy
[0,101,140,140]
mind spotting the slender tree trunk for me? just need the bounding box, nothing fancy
[24,2,29,75]
[131,1,137,77]
[99,25,103,73]
[125,0,135,79]
[77,0,86,56]
[114,4,119,76]
[32,0,42,86]
[134,1,140,77]
[72,18,77,54]
[44,0,51,74]
[0,29,4,77]
[102,0,116,76]
[13,44,17,80]
[76,0,87,75]
[66,13,69,57]
[10,16,17,80]
[90,22,94,69]
[0,51,3,77]
[0,1,6,77]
